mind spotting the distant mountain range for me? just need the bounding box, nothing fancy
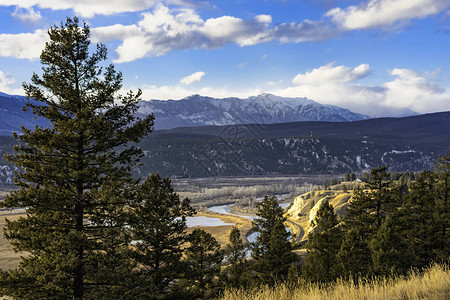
[2,111,447,182]
[132,112,449,177]
[0,92,49,135]
[1,92,371,134]
[137,93,370,130]
[0,91,445,181]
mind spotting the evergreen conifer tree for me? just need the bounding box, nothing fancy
[183,229,224,298]
[221,227,248,289]
[344,166,398,235]
[128,173,195,298]
[303,201,341,282]
[369,216,412,276]
[344,173,351,182]
[338,167,400,278]
[434,153,449,262]
[251,196,296,285]
[400,170,438,269]
[336,227,372,279]
[0,17,153,299]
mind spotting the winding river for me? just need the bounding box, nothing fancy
[205,199,292,242]
[184,197,293,258]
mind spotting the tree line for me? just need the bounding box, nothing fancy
[303,161,449,282]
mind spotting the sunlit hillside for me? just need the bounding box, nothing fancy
[221,264,450,300]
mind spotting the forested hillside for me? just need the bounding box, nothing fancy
[1,112,448,183]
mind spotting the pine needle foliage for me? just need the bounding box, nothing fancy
[251,196,297,285]
[0,17,154,299]
[303,201,341,282]
[128,173,195,298]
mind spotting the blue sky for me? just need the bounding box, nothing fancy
[1,0,450,117]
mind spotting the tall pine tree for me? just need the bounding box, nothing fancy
[338,166,398,278]
[251,196,296,285]
[128,173,195,298]
[220,227,248,289]
[434,153,450,262]
[400,170,438,269]
[183,229,224,299]
[369,216,412,276]
[0,17,153,299]
[303,201,342,282]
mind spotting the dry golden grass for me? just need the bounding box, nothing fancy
[221,264,450,300]
[0,211,26,270]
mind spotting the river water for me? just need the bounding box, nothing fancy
[186,197,292,258]
[206,198,293,244]
[185,215,234,227]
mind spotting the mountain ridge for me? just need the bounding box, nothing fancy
[0,91,423,135]
[0,111,448,182]
[137,93,371,130]
[132,111,449,178]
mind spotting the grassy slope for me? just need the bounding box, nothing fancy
[286,185,355,241]
[0,212,26,270]
[221,264,450,300]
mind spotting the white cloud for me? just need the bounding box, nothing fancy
[0,70,14,91]
[92,4,336,62]
[180,71,205,85]
[382,68,449,112]
[255,14,272,23]
[11,7,43,26]
[138,84,260,101]
[0,29,48,60]
[0,0,189,18]
[129,64,450,116]
[292,62,370,85]
[0,70,23,95]
[276,65,450,116]
[326,0,450,30]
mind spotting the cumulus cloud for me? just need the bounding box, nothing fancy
[255,14,272,23]
[11,7,43,26]
[382,68,449,111]
[180,71,205,85]
[0,29,48,60]
[92,4,336,63]
[0,70,23,95]
[126,63,450,117]
[132,65,450,117]
[0,71,14,91]
[292,62,370,85]
[138,84,260,101]
[0,0,189,18]
[326,0,450,30]
[271,64,450,117]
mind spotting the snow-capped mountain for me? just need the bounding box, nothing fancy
[137,93,370,130]
[0,92,49,135]
[0,92,369,134]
